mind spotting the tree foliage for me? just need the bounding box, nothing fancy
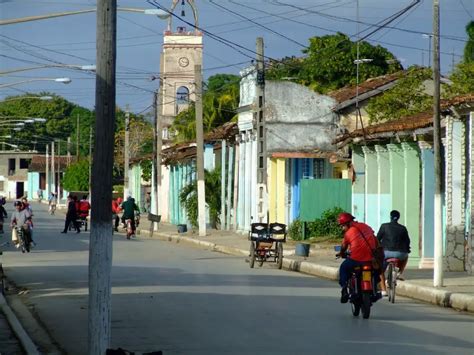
[447,62,474,97]
[267,32,402,93]
[464,21,474,63]
[170,74,239,142]
[365,67,433,123]
[179,168,221,229]
[62,159,90,192]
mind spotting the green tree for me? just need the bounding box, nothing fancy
[62,159,90,192]
[365,67,433,123]
[170,74,239,142]
[447,62,474,96]
[464,21,474,63]
[179,168,221,229]
[267,32,402,93]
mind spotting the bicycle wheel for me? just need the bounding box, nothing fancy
[249,242,256,268]
[387,263,393,302]
[390,265,397,304]
[276,242,283,269]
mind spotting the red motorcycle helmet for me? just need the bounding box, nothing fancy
[337,212,355,225]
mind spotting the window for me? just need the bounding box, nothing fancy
[176,86,189,104]
[313,159,325,179]
[19,158,29,169]
[8,158,15,176]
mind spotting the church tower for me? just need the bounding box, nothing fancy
[160,0,202,130]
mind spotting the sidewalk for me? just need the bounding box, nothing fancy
[137,220,474,313]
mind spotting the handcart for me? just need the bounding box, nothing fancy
[248,222,287,269]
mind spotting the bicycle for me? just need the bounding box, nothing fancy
[385,258,401,303]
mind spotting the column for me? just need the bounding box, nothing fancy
[244,132,252,229]
[419,141,435,268]
[468,112,474,274]
[375,145,391,228]
[352,146,366,222]
[269,158,277,223]
[237,133,245,231]
[362,146,377,230]
[250,135,258,223]
[402,142,421,263]
[387,144,405,219]
[275,158,286,223]
[445,117,466,271]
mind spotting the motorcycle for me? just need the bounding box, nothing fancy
[335,246,380,319]
[15,226,31,253]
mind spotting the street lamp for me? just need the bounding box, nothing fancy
[0,8,170,25]
[422,33,433,68]
[0,65,95,75]
[0,77,72,89]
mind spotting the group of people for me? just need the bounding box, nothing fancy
[10,197,35,248]
[337,210,411,302]
[61,195,91,234]
[112,195,140,234]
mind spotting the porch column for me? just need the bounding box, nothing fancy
[402,142,421,263]
[244,132,252,229]
[419,141,435,268]
[237,133,246,230]
[387,144,405,219]
[468,112,474,274]
[375,145,391,228]
[445,117,466,271]
[352,146,365,222]
[362,146,377,230]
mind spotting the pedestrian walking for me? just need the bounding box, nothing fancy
[61,195,80,234]
[144,192,151,213]
[0,203,7,234]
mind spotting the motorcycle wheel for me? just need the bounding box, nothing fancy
[249,243,255,268]
[362,293,371,319]
[351,299,361,317]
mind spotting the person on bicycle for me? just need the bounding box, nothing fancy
[121,196,139,234]
[11,201,33,247]
[377,210,410,284]
[337,212,381,303]
[49,193,57,215]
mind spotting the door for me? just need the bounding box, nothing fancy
[16,182,24,199]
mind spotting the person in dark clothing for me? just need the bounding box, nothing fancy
[121,196,140,237]
[61,195,80,233]
[377,210,410,285]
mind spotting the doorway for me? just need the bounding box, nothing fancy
[16,182,24,199]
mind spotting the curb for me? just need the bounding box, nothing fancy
[139,228,474,313]
[0,293,39,355]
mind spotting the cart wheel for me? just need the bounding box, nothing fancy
[85,221,88,232]
[249,242,256,268]
[277,242,283,269]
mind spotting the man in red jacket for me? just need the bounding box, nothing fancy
[337,212,380,303]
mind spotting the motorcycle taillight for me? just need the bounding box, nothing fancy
[362,265,371,270]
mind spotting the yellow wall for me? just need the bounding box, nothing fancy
[268,158,286,223]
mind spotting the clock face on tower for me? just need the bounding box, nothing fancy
[178,57,190,67]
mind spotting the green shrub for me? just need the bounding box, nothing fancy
[288,219,303,241]
[301,207,345,240]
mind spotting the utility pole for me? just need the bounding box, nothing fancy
[67,136,71,166]
[256,37,267,223]
[156,54,164,222]
[124,109,130,199]
[51,141,55,199]
[195,64,206,236]
[57,140,61,202]
[433,0,443,287]
[89,127,93,196]
[89,0,116,354]
[45,144,49,197]
[76,114,80,159]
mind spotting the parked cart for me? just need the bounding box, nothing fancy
[248,222,287,269]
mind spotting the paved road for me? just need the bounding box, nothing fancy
[2,202,473,354]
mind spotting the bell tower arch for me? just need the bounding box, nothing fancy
[160,0,202,129]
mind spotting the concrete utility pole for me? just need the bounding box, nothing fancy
[57,140,61,201]
[89,127,93,196]
[51,141,55,197]
[76,114,80,159]
[255,37,267,223]
[45,144,49,197]
[124,109,130,199]
[88,0,116,354]
[195,64,206,236]
[67,137,71,166]
[433,0,443,287]
[153,56,164,225]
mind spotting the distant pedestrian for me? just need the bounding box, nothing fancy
[61,195,80,234]
[49,193,57,215]
[0,203,7,233]
[144,192,151,213]
[112,197,123,232]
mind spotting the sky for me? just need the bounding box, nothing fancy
[0,0,473,114]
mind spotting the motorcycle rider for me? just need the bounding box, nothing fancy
[10,201,33,247]
[337,212,381,303]
[377,210,411,284]
[121,196,140,238]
